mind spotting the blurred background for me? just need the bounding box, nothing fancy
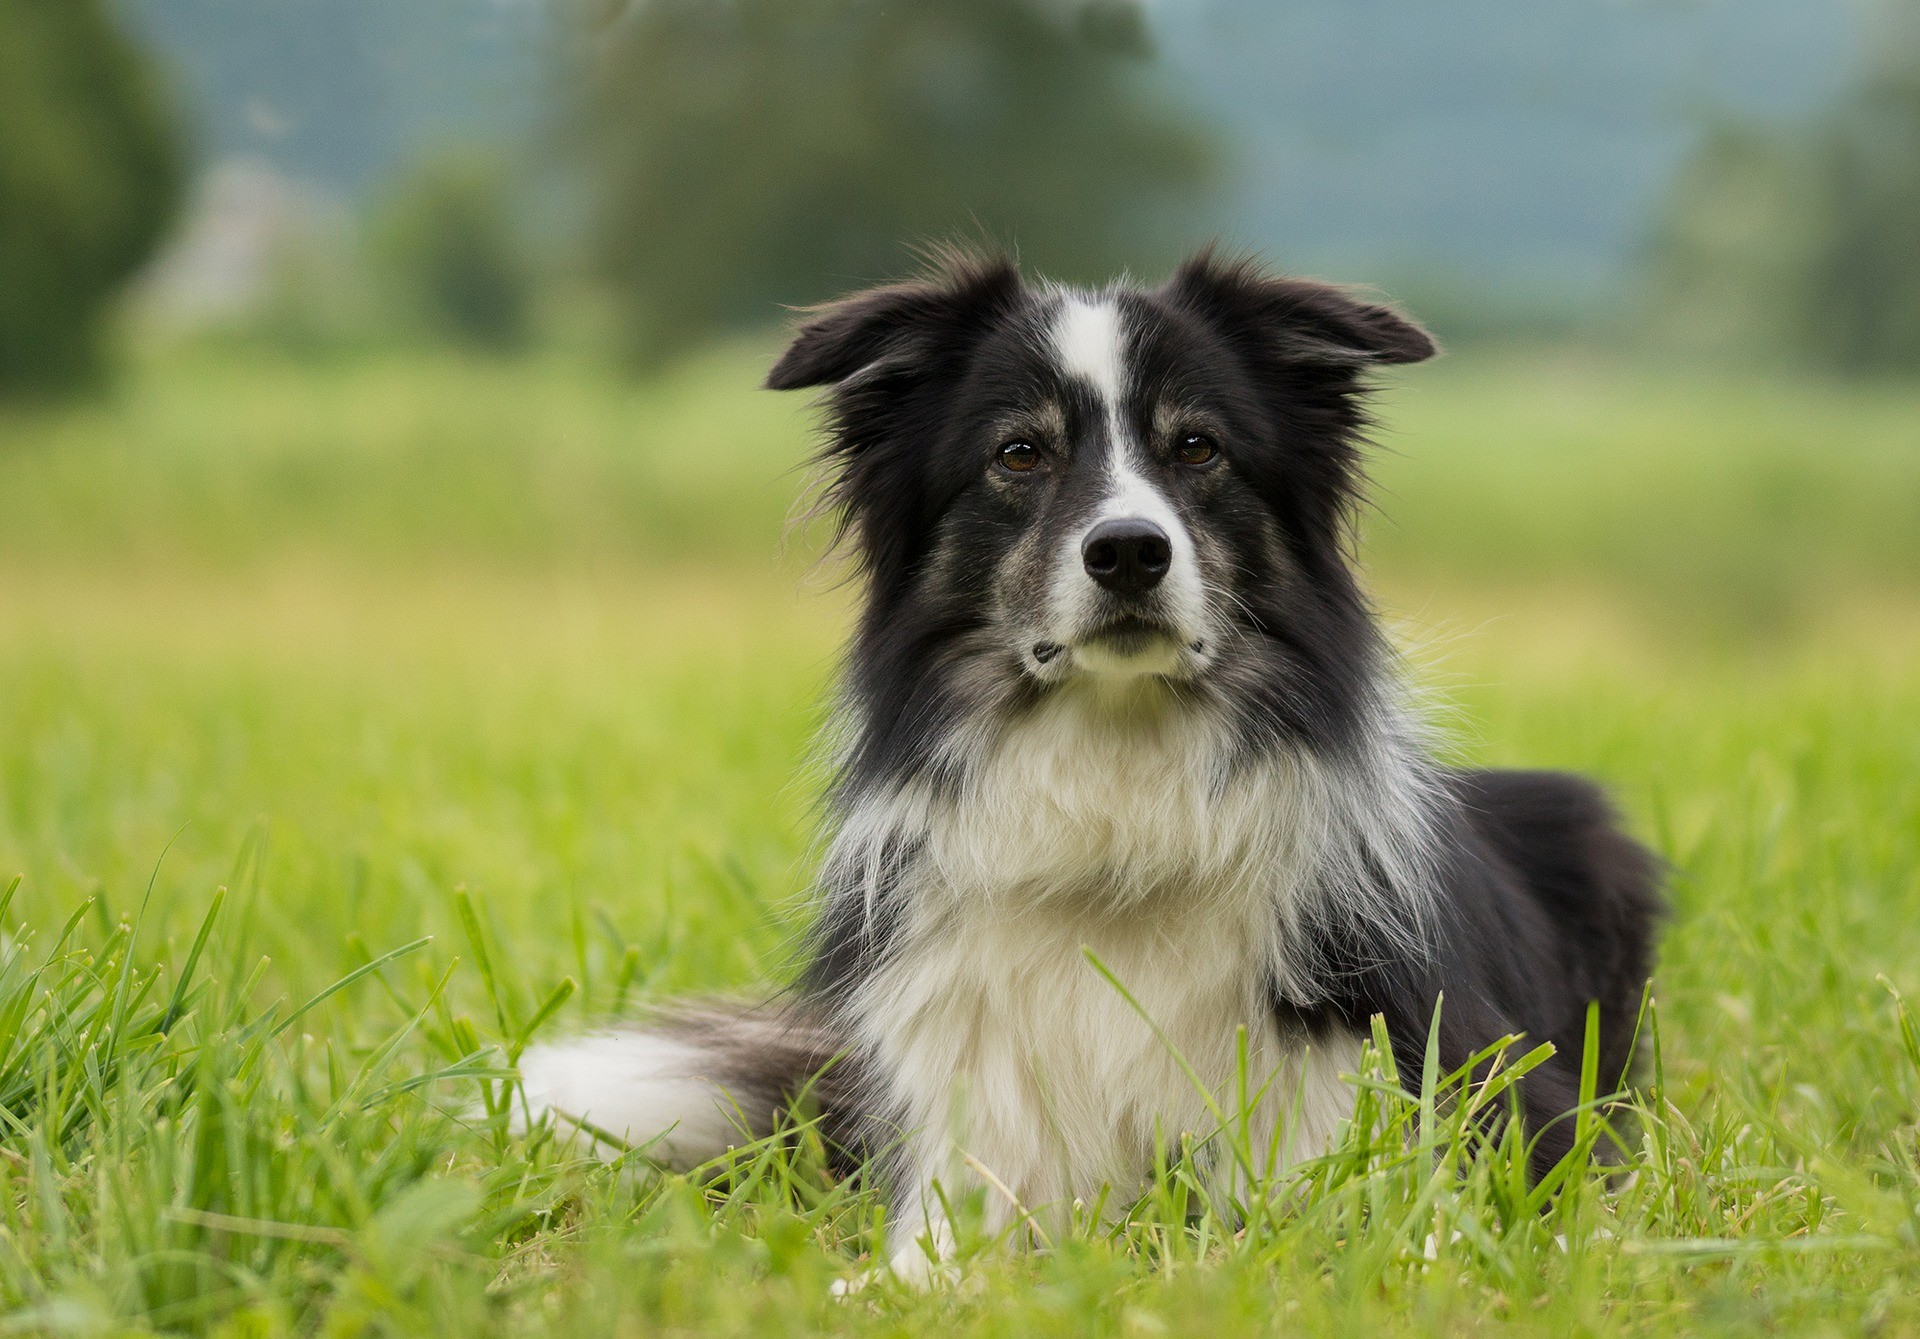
[2,0,1916,623]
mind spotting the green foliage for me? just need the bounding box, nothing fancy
[564,0,1215,366]
[0,0,185,395]
[1644,2,1920,372]
[369,153,538,354]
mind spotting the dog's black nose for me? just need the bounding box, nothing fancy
[1081,518,1172,594]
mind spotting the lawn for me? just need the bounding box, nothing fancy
[2,344,1918,1334]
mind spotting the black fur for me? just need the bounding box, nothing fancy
[1278,769,1663,1171]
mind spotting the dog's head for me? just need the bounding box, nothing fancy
[770,246,1434,763]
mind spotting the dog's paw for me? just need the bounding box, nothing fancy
[829,1241,961,1297]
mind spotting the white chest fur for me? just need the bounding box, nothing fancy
[838,687,1362,1229]
[853,897,1360,1229]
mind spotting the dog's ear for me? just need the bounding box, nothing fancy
[766,248,1024,391]
[1163,247,1436,368]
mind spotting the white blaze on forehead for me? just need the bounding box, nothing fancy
[1049,293,1179,528]
[1050,296,1126,412]
[1049,293,1144,494]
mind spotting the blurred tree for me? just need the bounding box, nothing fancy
[1640,125,1829,363]
[1644,0,1920,373]
[369,152,537,354]
[1803,32,1920,372]
[565,0,1214,366]
[0,0,185,394]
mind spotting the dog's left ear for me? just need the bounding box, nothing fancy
[766,248,1023,391]
[1163,247,1437,368]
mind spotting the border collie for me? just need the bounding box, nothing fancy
[519,248,1662,1284]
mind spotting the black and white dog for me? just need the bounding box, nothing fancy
[520,249,1661,1282]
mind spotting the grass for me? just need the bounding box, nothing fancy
[2,344,1919,1334]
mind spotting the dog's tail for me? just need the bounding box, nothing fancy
[515,1003,846,1169]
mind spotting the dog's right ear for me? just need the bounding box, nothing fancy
[1163,246,1437,369]
[765,249,1023,391]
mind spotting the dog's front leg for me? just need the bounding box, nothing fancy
[882,1185,960,1287]
[833,1160,961,1294]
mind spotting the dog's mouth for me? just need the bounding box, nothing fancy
[1082,615,1183,655]
[1029,617,1207,678]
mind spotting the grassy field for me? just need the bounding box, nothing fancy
[2,345,1919,1334]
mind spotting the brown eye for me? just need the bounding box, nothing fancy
[998,440,1040,473]
[1176,432,1218,466]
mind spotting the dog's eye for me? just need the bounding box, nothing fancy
[1175,433,1218,466]
[998,441,1040,473]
